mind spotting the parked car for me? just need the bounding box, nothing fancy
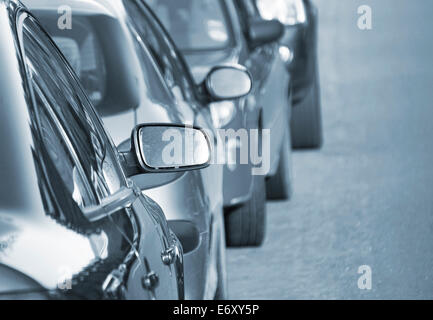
[0,0,217,299]
[26,0,252,299]
[256,0,323,149]
[148,0,293,247]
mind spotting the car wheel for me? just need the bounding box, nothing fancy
[224,175,267,247]
[290,74,323,149]
[266,124,293,200]
[214,218,228,300]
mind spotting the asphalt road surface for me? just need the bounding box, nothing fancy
[227,0,433,299]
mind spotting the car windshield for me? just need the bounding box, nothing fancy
[148,0,232,51]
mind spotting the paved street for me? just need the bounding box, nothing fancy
[227,0,433,299]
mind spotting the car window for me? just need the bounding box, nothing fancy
[21,16,125,210]
[242,0,260,17]
[33,13,138,116]
[147,0,231,51]
[233,0,259,35]
[35,11,187,122]
[52,29,107,107]
[123,0,198,111]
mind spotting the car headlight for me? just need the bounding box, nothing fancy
[209,101,237,128]
[257,0,307,26]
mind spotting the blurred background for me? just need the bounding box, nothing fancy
[227,0,433,299]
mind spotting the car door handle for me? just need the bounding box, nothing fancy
[161,237,183,266]
[142,271,159,291]
[161,246,177,265]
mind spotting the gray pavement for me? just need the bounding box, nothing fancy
[227,0,433,299]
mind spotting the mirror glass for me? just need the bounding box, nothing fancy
[206,67,252,100]
[138,125,211,171]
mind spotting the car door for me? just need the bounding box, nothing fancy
[18,12,182,300]
[235,0,275,89]
[234,0,290,164]
[124,0,214,130]
[123,0,223,219]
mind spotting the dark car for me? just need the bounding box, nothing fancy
[148,0,293,247]
[26,0,252,299]
[256,0,323,149]
[0,0,210,300]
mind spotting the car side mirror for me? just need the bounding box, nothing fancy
[248,19,285,49]
[120,124,212,176]
[203,65,252,101]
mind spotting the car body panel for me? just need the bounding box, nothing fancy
[149,0,291,206]
[26,0,224,300]
[0,0,182,299]
[261,0,319,106]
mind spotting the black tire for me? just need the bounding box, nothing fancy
[291,75,323,149]
[224,175,267,247]
[266,125,293,200]
[214,219,228,300]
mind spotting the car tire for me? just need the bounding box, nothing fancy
[266,125,293,200]
[214,218,228,300]
[224,175,267,247]
[290,74,323,149]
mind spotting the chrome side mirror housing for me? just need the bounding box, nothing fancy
[204,65,252,101]
[120,124,212,176]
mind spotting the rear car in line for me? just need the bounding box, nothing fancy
[256,0,323,149]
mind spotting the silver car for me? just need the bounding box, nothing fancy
[26,0,252,299]
[0,0,213,299]
[256,0,323,149]
[148,0,293,247]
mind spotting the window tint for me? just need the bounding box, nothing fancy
[234,0,259,35]
[243,0,260,17]
[53,29,107,106]
[123,0,197,107]
[148,0,231,51]
[36,11,177,119]
[33,13,125,114]
[22,16,125,210]
[27,14,107,107]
